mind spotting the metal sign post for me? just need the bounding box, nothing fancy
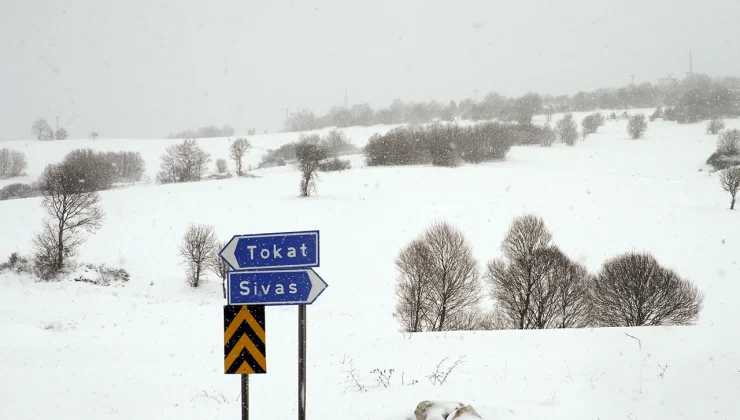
[298,304,307,420]
[241,374,249,420]
[219,230,326,420]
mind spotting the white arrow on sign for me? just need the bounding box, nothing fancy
[220,238,239,270]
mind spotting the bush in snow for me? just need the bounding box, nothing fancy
[318,157,351,172]
[320,130,357,157]
[103,151,145,182]
[364,126,428,166]
[393,221,481,332]
[179,224,216,288]
[215,158,228,174]
[540,123,557,147]
[50,149,143,188]
[259,142,297,168]
[484,215,591,329]
[295,140,328,197]
[581,113,602,136]
[649,107,664,122]
[719,166,740,210]
[556,113,578,145]
[627,114,648,139]
[590,252,703,326]
[0,182,39,201]
[707,119,725,135]
[0,253,33,275]
[61,149,117,191]
[157,139,211,184]
[34,163,104,280]
[0,148,28,178]
[73,263,130,286]
[717,129,740,156]
[364,122,512,167]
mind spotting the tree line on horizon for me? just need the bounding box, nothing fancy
[284,73,740,132]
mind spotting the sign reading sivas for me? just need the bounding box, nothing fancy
[219,231,319,271]
[227,269,328,306]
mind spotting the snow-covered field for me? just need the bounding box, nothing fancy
[1,111,739,419]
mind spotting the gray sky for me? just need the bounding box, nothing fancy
[1,0,739,140]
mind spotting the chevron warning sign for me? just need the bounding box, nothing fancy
[224,305,266,374]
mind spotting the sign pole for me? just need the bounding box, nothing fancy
[298,304,307,420]
[241,374,249,420]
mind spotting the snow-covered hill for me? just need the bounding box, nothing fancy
[1,112,739,419]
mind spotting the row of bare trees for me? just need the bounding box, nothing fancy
[394,216,704,332]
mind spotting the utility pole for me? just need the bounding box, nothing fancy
[689,50,693,76]
[285,108,290,121]
[630,74,635,86]
[344,90,348,108]
[474,89,479,102]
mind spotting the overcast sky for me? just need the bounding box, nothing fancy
[1,0,739,140]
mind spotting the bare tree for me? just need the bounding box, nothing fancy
[552,256,592,328]
[424,222,481,331]
[179,224,216,287]
[229,138,251,176]
[719,166,740,210]
[34,163,104,278]
[0,149,27,178]
[393,222,482,332]
[556,113,578,145]
[717,129,740,156]
[485,214,553,329]
[295,141,328,197]
[55,128,68,140]
[157,139,211,184]
[208,240,230,298]
[31,118,53,140]
[89,132,99,140]
[393,239,434,332]
[591,252,703,327]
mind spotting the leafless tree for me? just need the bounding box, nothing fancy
[426,222,481,331]
[157,139,211,184]
[179,224,216,287]
[485,214,553,329]
[393,222,482,332]
[717,129,740,156]
[719,166,740,210]
[556,113,578,145]
[55,128,68,140]
[89,132,99,140]
[31,118,53,140]
[393,239,434,332]
[33,163,104,278]
[0,149,28,178]
[208,240,230,298]
[295,141,328,197]
[590,252,703,327]
[552,256,592,328]
[229,138,251,176]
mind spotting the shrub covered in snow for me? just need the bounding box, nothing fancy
[0,183,39,201]
[627,114,648,139]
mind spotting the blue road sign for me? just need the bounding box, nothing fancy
[227,269,328,306]
[220,230,319,271]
